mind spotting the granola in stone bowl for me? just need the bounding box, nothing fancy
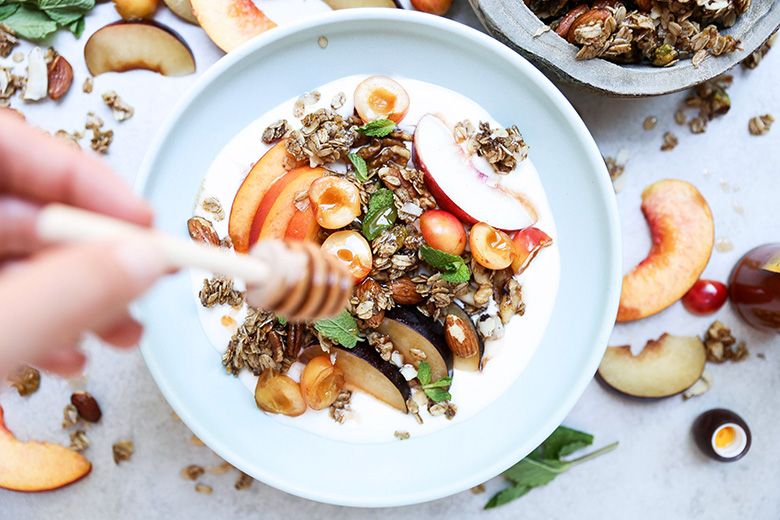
[188,74,560,442]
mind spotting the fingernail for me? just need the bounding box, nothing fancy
[111,238,169,288]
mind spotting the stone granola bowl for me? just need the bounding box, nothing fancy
[469,0,780,96]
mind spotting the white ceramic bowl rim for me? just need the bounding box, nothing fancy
[135,9,622,507]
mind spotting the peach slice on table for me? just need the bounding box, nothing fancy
[84,20,196,77]
[229,142,303,253]
[0,404,91,492]
[247,166,325,245]
[190,0,277,53]
[617,179,714,322]
[411,0,454,15]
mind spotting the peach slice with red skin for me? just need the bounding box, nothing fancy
[411,0,454,15]
[617,179,714,322]
[248,166,326,245]
[0,404,91,492]
[414,114,537,231]
[229,141,303,253]
[190,0,276,53]
[84,20,195,77]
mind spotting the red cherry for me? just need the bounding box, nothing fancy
[682,279,728,315]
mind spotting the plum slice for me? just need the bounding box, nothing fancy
[597,334,706,399]
[332,343,410,412]
[376,306,452,381]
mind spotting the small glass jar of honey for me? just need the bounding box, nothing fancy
[728,243,780,333]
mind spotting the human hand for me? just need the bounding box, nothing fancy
[0,110,168,377]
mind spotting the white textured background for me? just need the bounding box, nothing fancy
[1,1,779,518]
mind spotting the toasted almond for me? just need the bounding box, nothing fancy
[187,216,220,245]
[444,314,479,358]
[567,8,611,44]
[48,54,73,101]
[71,390,102,422]
[387,277,423,305]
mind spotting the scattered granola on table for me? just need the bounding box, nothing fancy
[69,430,89,452]
[704,320,748,362]
[102,90,134,122]
[661,131,678,151]
[742,31,777,69]
[0,24,18,58]
[748,114,774,135]
[6,365,40,396]
[112,439,134,464]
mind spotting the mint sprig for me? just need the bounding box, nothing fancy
[356,119,396,137]
[419,245,470,284]
[416,361,453,402]
[0,0,95,39]
[347,153,369,183]
[313,310,363,349]
[485,426,618,509]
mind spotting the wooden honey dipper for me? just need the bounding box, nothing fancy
[36,204,353,321]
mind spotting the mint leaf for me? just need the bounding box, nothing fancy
[540,425,594,459]
[65,15,83,37]
[484,484,532,509]
[423,387,451,403]
[416,360,431,386]
[348,153,368,182]
[2,5,57,40]
[362,188,397,241]
[440,262,470,283]
[356,119,395,137]
[420,245,470,283]
[368,188,394,212]
[313,310,363,349]
[485,426,618,508]
[419,245,462,270]
[0,4,19,20]
[276,315,287,326]
[417,361,452,402]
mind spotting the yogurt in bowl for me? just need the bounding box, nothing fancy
[189,74,560,443]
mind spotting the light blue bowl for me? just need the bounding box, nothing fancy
[135,9,621,507]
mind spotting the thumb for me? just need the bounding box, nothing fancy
[0,239,168,374]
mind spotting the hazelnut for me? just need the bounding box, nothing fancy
[387,277,423,305]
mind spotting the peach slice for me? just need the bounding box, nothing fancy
[229,142,302,253]
[617,180,714,322]
[0,404,91,492]
[248,166,325,245]
[84,21,196,77]
[190,0,276,53]
[414,114,537,231]
[597,334,706,399]
[354,75,410,124]
[285,205,320,242]
[113,0,158,20]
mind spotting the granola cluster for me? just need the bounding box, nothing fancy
[529,0,745,67]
